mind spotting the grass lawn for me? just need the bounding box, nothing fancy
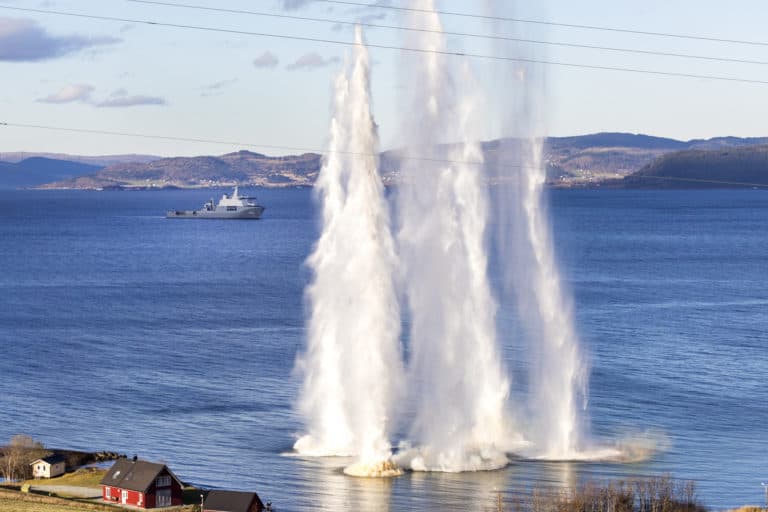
[22,468,107,488]
[0,488,197,511]
[0,488,113,512]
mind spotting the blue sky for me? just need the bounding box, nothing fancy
[1,0,767,156]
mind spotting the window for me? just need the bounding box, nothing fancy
[156,475,171,487]
[105,487,111,498]
[226,206,237,211]
[157,489,171,507]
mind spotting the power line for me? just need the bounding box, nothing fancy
[3,122,767,189]
[315,0,768,48]
[626,174,768,188]
[0,121,490,168]
[126,0,768,67]
[2,5,768,86]
[5,122,768,190]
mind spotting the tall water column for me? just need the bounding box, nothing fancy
[294,27,404,475]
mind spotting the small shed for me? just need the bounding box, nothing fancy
[203,490,265,512]
[100,458,183,508]
[30,455,66,479]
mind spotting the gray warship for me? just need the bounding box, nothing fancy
[166,187,265,219]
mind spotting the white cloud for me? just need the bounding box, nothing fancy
[35,84,166,107]
[96,90,166,108]
[280,0,314,10]
[37,84,94,104]
[286,52,340,70]
[0,17,119,62]
[253,51,279,69]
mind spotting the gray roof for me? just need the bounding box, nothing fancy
[204,490,263,512]
[100,459,179,493]
[30,454,66,465]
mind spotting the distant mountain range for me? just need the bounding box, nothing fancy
[540,133,768,187]
[35,150,321,190]
[0,152,160,167]
[4,132,768,190]
[622,144,768,188]
[0,157,103,189]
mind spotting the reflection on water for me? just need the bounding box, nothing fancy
[295,456,393,512]
[292,453,599,511]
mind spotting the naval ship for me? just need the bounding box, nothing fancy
[166,187,265,219]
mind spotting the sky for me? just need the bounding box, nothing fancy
[1,0,767,157]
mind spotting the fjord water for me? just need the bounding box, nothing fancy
[0,189,766,509]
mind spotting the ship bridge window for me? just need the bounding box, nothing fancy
[227,206,237,211]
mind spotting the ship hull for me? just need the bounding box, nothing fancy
[166,206,264,219]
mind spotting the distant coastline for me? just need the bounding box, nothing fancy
[3,132,768,190]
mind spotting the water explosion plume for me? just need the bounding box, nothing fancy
[394,0,518,472]
[518,138,587,459]
[487,2,587,459]
[294,26,404,471]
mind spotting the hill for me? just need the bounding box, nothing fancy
[0,152,160,167]
[20,132,768,190]
[0,157,103,189]
[621,144,768,188]
[508,133,768,187]
[36,132,685,190]
[686,136,768,150]
[40,150,322,189]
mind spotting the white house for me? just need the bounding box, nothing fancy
[30,455,66,478]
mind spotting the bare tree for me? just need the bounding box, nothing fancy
[0,434,47,482]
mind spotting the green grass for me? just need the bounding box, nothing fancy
[21,468,107,488]
[0,488,113,512]
[0,488,197,512]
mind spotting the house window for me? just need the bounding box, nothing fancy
[157,489,172,507]
[105,487,111,498]
[156,475,171,487]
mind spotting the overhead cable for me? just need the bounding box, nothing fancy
[125,0,768,66]
[3,122,767,188]
[314,0,768,48]
[2,5,768,85]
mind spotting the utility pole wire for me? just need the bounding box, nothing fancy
[126,0,768,67]
[315,0,768,48]
[2,5,768,85]
[3,122,767,189]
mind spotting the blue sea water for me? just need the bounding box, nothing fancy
[0,188,766,510]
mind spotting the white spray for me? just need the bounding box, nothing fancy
[294,26,404,473]
[519,139,586,459]
[394,0,519,472]
[486,1,587,459]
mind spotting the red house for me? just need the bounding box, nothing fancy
[100,458,184,508]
